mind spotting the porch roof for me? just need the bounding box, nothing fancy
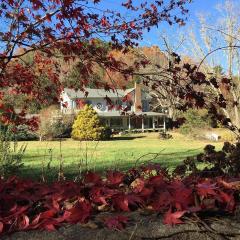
[98,111,166,117]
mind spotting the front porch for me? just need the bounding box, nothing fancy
[99,112,168,133]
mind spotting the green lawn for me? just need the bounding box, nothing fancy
[19,132,224,181]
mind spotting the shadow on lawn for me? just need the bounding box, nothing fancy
[19,149,201,182]
[112,136,146,141]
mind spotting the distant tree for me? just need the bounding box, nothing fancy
[37,106,57,141]
[63,61,106,89]
[179,109,211,135]
[71,105,103,141]
[130,39,185,120]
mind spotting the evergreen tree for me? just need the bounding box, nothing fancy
[71,105,104,141]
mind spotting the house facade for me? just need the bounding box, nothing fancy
[60,83,168,132]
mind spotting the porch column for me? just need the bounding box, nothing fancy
[128,116,131,130]
[142,117,144,132]
[152,116,155,129]
[163,116,166,133]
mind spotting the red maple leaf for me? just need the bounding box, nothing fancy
[218,191,235,212]
[17,214,30,230]
[38,219,59,231]
[163,209,186,225]
[84,172,102,185]
[112,193,143,212]
[112,194,129,211]
[65,199,92,224]
[90,186,115,205]
[148,175,166,188]
[168,181,193,210]
[151,191,172,211]
[106,171,125,186]
[139,186,154,199]
[196,182,217,197]
[39,209,57,220]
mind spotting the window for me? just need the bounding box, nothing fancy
[96,102,103,110]
[115,99,122,105]
[85,100,92,106]
[110,118,122,127]
[142,100,149,112]
[125,101,133,111]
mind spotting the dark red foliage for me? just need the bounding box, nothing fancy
[0,165,239,236]
[106,170,125,186]
[65,199,92,224]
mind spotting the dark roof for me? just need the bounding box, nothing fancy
[63,88,134,99]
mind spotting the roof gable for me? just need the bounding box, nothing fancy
[63,87,151,100]
[63,88,134,99]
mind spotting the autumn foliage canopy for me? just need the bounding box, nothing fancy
[0,0,191,128]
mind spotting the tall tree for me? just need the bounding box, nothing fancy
[134,0,240,132]
[136,35,185,120]
[182,0,240,128]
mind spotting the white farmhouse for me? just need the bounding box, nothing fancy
[60,83,168,132]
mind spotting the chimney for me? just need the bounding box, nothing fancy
[134,81,142,112]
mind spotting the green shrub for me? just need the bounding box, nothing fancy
[101,126,113,140]
[48,120,64,139]
[173,142,240,178]
[0,125,26,178]
[71,105,104,141]
[13,125,38,141]
[179,109,211,135]
[56,115,74,138]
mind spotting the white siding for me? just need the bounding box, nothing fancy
[60,92,75,112]
[60,90,138,113]
[73,97,130,113]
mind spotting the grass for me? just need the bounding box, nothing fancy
[19,132,224,181]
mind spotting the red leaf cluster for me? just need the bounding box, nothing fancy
[0,166,238,235]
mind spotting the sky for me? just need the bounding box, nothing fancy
[95,0,232,69]
[138,0,239,73]
[143,0,225,46]
[95,0,225,47]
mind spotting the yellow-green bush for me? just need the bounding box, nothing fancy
[71,105,104,141]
